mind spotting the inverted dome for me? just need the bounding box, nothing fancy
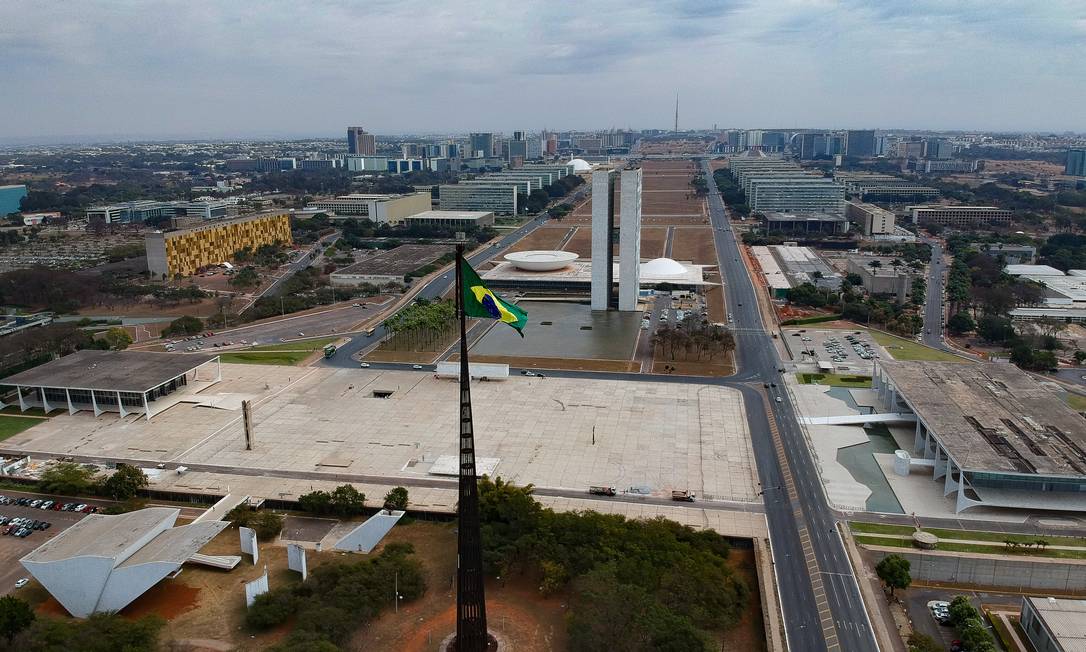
[640,257,687,277]
[567,158,592,172]
[504,250,579,271]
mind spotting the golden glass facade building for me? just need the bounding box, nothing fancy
[145,212,292,278]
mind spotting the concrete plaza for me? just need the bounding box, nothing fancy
[6,363,759,505]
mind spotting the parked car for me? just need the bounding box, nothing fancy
[14,579,28,589]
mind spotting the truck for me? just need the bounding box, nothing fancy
[323,344,337,359]
[588,486,616,496]
[671,490,696,502]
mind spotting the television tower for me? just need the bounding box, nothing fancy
[674,93,679,132]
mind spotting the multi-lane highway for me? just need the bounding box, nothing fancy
[699,159,877,651]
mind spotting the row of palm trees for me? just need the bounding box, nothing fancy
[381,300,457,351]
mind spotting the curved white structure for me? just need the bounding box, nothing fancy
[567,158,592,172]
[504,250,579,271]
[640,257,688,278]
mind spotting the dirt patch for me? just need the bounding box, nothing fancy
[640,227,667,258]
[718,548,768,652]
[671,227,717,264]
[705,283,727,323]
[451,353,640,373]
[651,353,734,377]
[351,521,569,652]
[506,226,572,253]
[561,227,593,258]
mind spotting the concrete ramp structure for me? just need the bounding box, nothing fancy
[799,413,917,426]
[332,510,405,553]
[192,493,251,524]
[20,508,227,617]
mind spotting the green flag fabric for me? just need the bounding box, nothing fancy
[460,258,528,336]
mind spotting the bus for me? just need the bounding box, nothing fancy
[323,344,337,359]
[364,328,376,336]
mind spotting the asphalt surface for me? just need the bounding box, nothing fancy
[699,158,876,652]
[920,236,951,351]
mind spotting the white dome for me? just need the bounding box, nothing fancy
[504,250,579,271]
[567,158,592,172]
[640,257,687,277]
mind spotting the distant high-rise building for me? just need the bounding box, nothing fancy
[469,132,493,158]
[924,138,954,160]
[845,130,876,158]
[1065,148,1086,177]
[347,127,376,156]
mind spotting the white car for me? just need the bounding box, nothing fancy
[298,332,305,336]
[412,364,424,370]
[359,362,371,368]
[14,578,28,589]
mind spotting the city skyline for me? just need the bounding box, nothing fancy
[2,0,1085,141]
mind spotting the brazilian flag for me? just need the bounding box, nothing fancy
[461,259,528,336]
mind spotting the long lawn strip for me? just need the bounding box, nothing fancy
[853,532,1086,560]
[848,522,915,536]
[796,373,872,388]
[869,331,963,362]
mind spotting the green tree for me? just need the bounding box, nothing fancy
[0,595,35,643]
[959,617,995,651]
[225,506,284,539]
[875,554,911,596]
[976,315,1016,344]
[164,315,204,336]
[330,484,366,516]
[246,588,297,629]
[1075,350,1086,365]
[383,486,408,511]
[298,490,333,515]
[100,465,148,501]
[230,266,260,289]
[103,327,132,350]
[40,462,97,495]
[948,596,979,627]
[947,312,975,335]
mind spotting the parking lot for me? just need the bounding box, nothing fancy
[782,328,880,374]
[0,491,101,596]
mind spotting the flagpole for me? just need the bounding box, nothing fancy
[454,243,489,651]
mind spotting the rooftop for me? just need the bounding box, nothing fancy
[1027,597,1086,650]
[2,350,217,393]
[1006,264,1065,277]
[482,258,714,286]
[881,360,1086,475]
[332,244,451,277]
[403,210,493,221]
[22,507,179,563]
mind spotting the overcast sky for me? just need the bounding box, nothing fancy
[1,0,1084,142]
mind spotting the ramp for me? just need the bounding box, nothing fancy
[332,510,405,553]
[192,493,251,524]
[187,553,242,570]
[800,413,917,425]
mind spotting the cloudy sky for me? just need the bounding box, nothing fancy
[1,0,1084,141]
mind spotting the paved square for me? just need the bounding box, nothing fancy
[8,364,758,503]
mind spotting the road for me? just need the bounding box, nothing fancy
[255,231,341,303]
[699,158,877,651]
[920,236,951,350]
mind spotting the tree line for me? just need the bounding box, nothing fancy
[478,476,750,651]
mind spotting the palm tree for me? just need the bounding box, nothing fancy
[868,260,883,270]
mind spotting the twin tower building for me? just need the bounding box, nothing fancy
[590,166,643,312]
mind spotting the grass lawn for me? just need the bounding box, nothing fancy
[0,406,49,417]
[218,337,340,366]
[0,416,47,440]
[870,331,963,362]
[848,522,915,536]
[854,535,912,548]
[1068,393,1086,411]
[924,527,1086,548]
[797,373,872,388]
